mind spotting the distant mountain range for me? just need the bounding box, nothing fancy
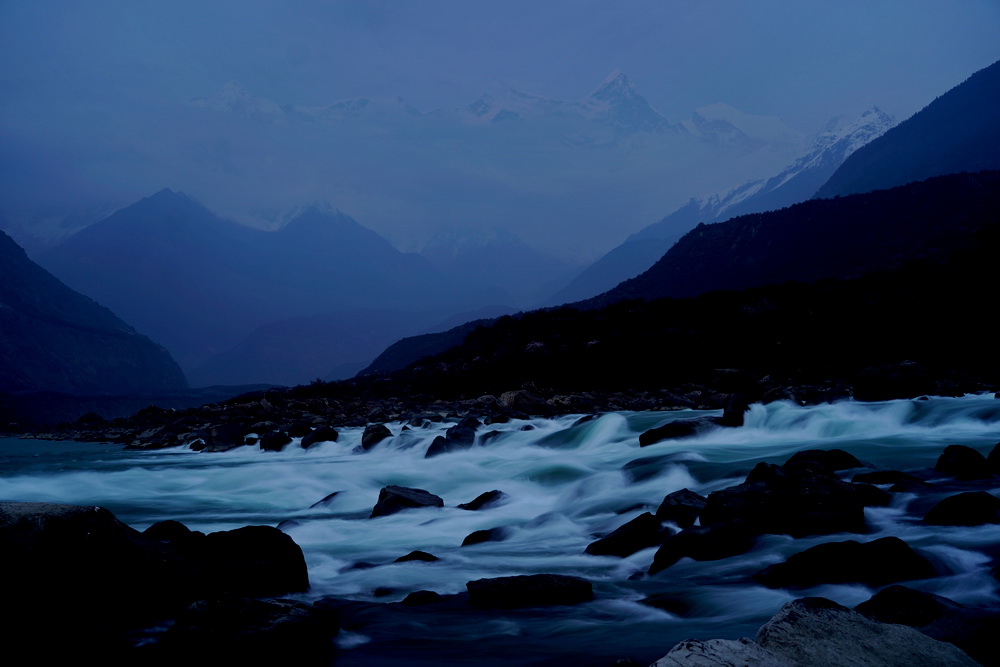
[38,191,502,385]
[363,60,1000,378]
[547,106,896,305]
[0,229,186,396]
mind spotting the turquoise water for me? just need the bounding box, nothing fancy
[2,394,998,665]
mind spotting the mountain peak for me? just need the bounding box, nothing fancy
[590,70,636,100]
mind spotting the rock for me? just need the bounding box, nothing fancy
[457,489,507,511]
[651,637,793,666]
[935,444,992,480]
[394,550,439,563]
[717,393,750,427]
[400,590,444,606]
[852,469,928,486]
[192,422,247,452]
[652,597,977,666]
[309,491,340,509]
[923,491,1000,525]
[499,390,555,416]
[639,419,707,446]
[648,521,756,575]
[202,525,310,597]
[655,489,707,528]
[301,425,339,448]
[784,448,861,471]
[699,461,889,538]
[461,527,508,546]
[855,585,1000,665]
[585,512,669,558]
[259,430,292,452]
[369,485,444,518]
[425,416,480,457]
[287,421,313,438]
[755,597,977,666]
[987,441,1000,473]
[466,574,593,608]
[361,423,393,450]
[754,536,937,589]
[155,596,338,663]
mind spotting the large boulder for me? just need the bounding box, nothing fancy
[935,444,992,480]
[301,425,339,449]
[466,574,593,608]
[922,491,1000,526]
[369,485,444,518]
[425,416,481,458]
[655,489,707,528]
[699,459,889,538]
[648,521,756,575]
[653,597,977,666]
[457,489,507,511]
[754,537,937,589]
[855,585,1000,665]
[202,525,310,596]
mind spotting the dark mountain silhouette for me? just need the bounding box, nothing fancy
[365,171,1000,376]
[39,191,495,381]
[548,107,895,305]
[816,59,1000,198]
[0,229,186,395]
[590,171,1000,306]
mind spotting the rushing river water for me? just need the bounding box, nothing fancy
[2,394,999,665]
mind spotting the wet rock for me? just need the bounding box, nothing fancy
[987,441,1000,473]
[461,527,509,546]
[191,422,247,452]
[466,574,593,608]
[361,423,393,450]
[457,489,507,511]
[754,536,937,589]
[259,430,292,452]
[923,491,1000,526]
[639,419,706,446]
[585,512,669,558]
[394,550,439,563]
[655,489,707,528]
[852,469,928,486]
[369,485,444,518]
[301,426,339,449]
[648,521,756,574]
[309,491,340,509]
[855,585,1000,665]
[287,421,313,438]
[400,590,444,606]
[935,444,992,480]
[425,416,481,457]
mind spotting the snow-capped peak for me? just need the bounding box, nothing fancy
[189,81,286,122]
[589,69,637,101]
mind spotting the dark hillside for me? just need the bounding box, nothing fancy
[817,59,1000,198]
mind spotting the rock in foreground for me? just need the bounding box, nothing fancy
[653,597,977,666]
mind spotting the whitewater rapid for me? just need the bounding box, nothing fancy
[1,394,998,665]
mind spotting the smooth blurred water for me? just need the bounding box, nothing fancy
[2,394,998,665]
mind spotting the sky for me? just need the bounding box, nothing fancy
[1,0,998,257]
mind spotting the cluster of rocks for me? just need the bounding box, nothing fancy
[0,501,324,662]
[7,379,827,447]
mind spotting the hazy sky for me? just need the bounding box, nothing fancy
[1,0,998,255]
